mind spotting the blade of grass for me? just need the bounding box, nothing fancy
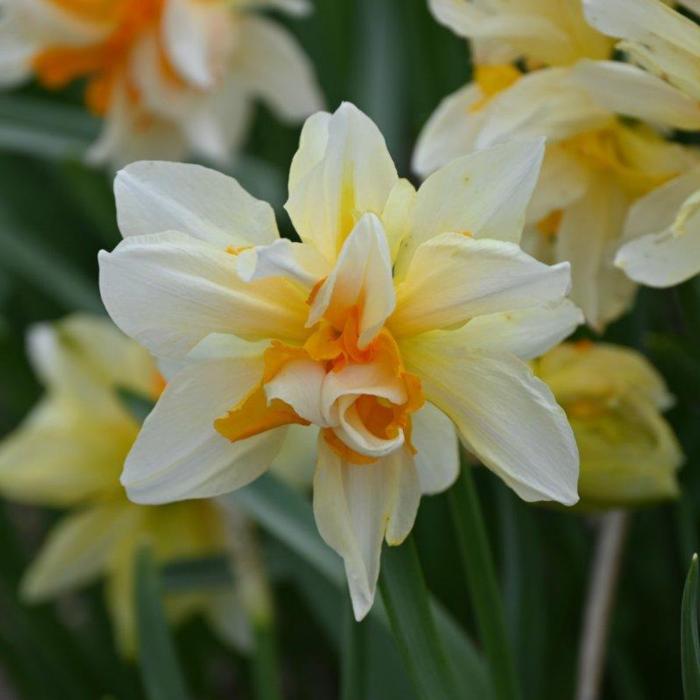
[448,466,521,700]
[379,537,461,700]
[682,554,700,700]
[134,544,190,700]
[252,616,283,700]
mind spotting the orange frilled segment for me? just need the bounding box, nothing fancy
[33,0,168,115]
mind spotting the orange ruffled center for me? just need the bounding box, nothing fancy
[33,0,178,115]
[214,300,424,466]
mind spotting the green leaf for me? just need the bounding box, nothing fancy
[449,467,522,700]
[252,617,283,700]
[341,599,367,700]
[379,537,461,700]
[231,474,492,700]
[134,544,190,700]
[682,553,700,700]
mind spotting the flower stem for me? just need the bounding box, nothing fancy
[448,466,521,700]
[575,511,629,700]
[340,598,367,700]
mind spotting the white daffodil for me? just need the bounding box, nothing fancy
[0,0,322,166]
[534,341,682,510]
[584,0,700,101]
[99,102,583,620]
[415,1,700,330]
[0,315,292,655]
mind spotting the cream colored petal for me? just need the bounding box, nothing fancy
[570,60,700,130]
[0,14,34,87]
[391,234,571,338]
[397,140,544,275]
[234,15,323,121]
[474,67,612,150]
[410,402,459,495]
[313,440,411,620]
[238,0,311,15]
[285,102,398,261]
[121,357,284,504]
[381,178,417,262]
[0,397,130,507]
[442,299,584,361]
[308,213,395,348]
[265,358,327,425]
[411,84,484,178]
[556,177,637,331]
[21,503,140,602]
[99,231,309,359]
[401,340,579,505]
[235,239,330,288]
[384,448,421,546]
[115,161,279,247]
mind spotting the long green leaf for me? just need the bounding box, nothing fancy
[682,554,700,700]
[449,467,521,700]
[340,599,367,700]
[231,474,492,699]
[380,537,461,700]
[134,544,190,700]
[252,617,283,700]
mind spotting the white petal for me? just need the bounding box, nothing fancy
[555,176,636,331]
[21,504,140,601]
[402,340,579,505]
[236,239,330,287]
[411,84,484,178]
[99,231,309,358]
[410,402,459,495]
[285,102,398,261]
[384,448,421,546]
[308,213,395,348]
[398,139,545,275]
[391,234,572,337]
[313,440,398,620]
[445,299,584,361]
[234,15,323,121]
[115,161,279,247]
[265,358,327,425]
[121,356,284,504]
[570,60,700,131]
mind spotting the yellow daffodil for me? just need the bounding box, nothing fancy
[99,102,584,619]
[415,0,700,331]
[0,0,322,166]
[0,315,282,655]
[534,341,682,509]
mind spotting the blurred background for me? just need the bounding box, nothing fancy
[0,0,699,698]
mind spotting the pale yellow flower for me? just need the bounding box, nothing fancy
[0,315,269,655]
[415,0,700,330]
[0,0,322,165]
[534,341,683,509]
[99,102,583,619]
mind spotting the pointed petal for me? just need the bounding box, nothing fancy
[21,503,140,601]
[115,161,279,247]
[384,448,421,546]
[410,402,459,495]
[99,231,309,358]
[401,339,579,505]
[121,356,283,504]
[285,102,398,261]
[308,213,395,348]
[391,234,571,337]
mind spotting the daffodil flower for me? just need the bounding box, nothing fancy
[99,103,583,619]
[0,0,322,166]
[534,341,683,510]
[0,315,285,655]
[414,0,700,330]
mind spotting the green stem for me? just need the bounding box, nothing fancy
[379,536,461,700]
[252,617,283,700]
[448,467,521,700]
[340,598,367,700]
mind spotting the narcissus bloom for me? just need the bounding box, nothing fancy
[0,315,273,654]
[534,342,682,510]
[0,0,322,165]
[99,103,583,619]
[415,0,700,331]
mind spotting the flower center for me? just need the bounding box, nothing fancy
[33,0,173,115]
[469,64,521,113]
